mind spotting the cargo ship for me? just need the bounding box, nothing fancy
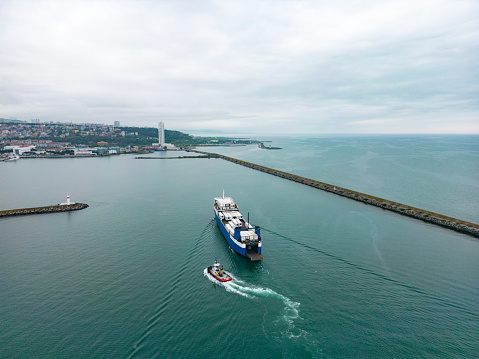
[214,192,263,261]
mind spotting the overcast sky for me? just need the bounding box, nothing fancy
[1,0,478,134]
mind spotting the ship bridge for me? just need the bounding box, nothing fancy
[214,196,238,211]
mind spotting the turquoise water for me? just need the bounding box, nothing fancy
[202,135,479,223]
[1,136,478,358]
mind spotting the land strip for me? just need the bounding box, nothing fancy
[192,150,479,239]
[0,203,88,217]
[135,154,219,159]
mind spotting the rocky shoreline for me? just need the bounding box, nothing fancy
[193,150,479,239]
[0,203,89,217]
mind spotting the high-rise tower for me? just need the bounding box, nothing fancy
[158,122,165,146]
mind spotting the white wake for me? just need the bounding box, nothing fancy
[203,268,321,356]
[203,268,300,321]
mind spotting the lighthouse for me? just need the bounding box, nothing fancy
[60,194,76,206]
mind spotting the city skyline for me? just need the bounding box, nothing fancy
[1,0,478,134]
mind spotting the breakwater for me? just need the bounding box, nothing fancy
[0,203,89,218]
[258,142,282,150]
[136,154,218,159]
[193,150,479,239]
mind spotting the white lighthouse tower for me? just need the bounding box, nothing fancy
[60,194,76,206]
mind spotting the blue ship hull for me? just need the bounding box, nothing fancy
[213,194,263,260]
[215,212,247,256]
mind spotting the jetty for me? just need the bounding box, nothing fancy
[192,150,479,239]
[0,203,88,218]
[258,142,282,150]
[135,154,218,159]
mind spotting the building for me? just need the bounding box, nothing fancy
[158,122,165,146]
[114,121,120,127]
[74,149,95,156]
[156,121,177,150]
[5,145,35,155]
[97,147,108,155]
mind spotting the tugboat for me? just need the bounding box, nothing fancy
[207,259,232,282]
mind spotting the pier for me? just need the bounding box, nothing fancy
[192,150,479,239]
[0,203,89,218]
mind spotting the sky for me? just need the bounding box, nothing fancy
[1,0,478,134]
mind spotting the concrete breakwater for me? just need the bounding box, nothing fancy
[193,150,479,239]
[0,203,89,218]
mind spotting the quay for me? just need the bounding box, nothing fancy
[0,203,88,218]
[192,150,479,239]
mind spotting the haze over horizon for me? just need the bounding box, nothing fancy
[1,0,478,135]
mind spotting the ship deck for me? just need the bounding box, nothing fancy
[220,217,259,243]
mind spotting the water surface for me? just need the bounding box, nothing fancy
[1,137,478,358]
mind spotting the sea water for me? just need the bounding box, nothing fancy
[201,135,479,223]
[1,135,478,358]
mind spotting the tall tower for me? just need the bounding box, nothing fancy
[158,122,165,146]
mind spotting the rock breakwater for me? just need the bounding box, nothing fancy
[193,150,479,239]
[0,203,89,217]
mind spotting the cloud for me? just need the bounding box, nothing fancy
[0,0,478,133]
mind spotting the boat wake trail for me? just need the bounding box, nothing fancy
[204,270,298,307]
[204,269,299,320]
[351,210,388,270]
[261,227,478,318]
[204,269,323,357]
